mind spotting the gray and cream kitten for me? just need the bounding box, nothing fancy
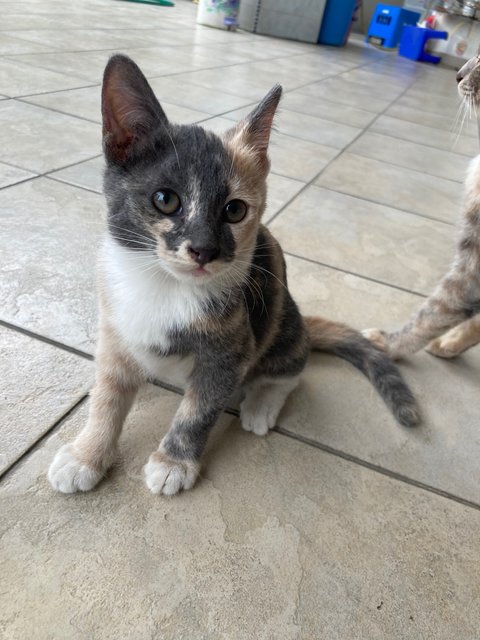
[48,55,418,497]
[364,53,480,360]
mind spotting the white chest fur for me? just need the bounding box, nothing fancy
[100,237,211,384]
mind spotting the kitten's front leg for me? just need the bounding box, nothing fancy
[144,358,241,496]
[48,325,143,493]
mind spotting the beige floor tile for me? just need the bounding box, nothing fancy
[339,66,413,91]
[349,131,470,182]
[49,156,104,193]
[225,106,362,149]
[1,384,479,639]
[0,162,37,189]
[23,85,102,123]
[23,85,211,125]
[281,91,377,128]
[395,89,462,119]
[5,51,116,83]
[7,46,199,85]
[0,178,102,352]
[168,66,280,101]
[0,32,59,55]
[384,102,478,138]
[317,153,462,224]
[371,114,478,158]
[0,101,101,173]
[280,254,480,503]
[147,75,253,114]
[265,174,305,222]
[3,28,194,52]
[0,326,93,474]
[270,133,338,181]
[290,77,394,112]
[269,186,455,295]
[0,56,91,97]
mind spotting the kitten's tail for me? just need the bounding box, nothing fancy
[304,316,420,427]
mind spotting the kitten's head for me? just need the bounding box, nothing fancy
[457,50,480,107]
[101,54,281,284]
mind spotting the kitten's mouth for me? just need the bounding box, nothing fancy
[191,265,209,277]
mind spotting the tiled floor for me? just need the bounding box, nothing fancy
[1,1,479,637]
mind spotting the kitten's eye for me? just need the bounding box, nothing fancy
[152,189,182,215]
[223,199,247,223]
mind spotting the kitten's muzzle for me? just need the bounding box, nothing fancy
[187,244,220,266]
[457,56,478,84]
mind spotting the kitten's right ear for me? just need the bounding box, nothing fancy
[102,55,168,165]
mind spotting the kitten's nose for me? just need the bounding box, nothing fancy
[187,244,219,266]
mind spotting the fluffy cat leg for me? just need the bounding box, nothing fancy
[49,325,143,493]
[145,357,242,496]
[364,271,478,359]
[240,376,300,436]
[426,315,480,358]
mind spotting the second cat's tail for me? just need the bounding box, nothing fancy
[304,316,420,427]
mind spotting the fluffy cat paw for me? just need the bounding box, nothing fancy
[425,336,463,359]
[240,402,276,436]
[362,328,388,352]
[144,451,199,496]
[48,444,102,493]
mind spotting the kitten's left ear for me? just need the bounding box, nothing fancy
[225,84,282,171]
[102,54,168,165]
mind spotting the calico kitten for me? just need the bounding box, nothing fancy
[364,53,480,360]
[48,55,419,497]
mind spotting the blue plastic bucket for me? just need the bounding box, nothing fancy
[318,0,357,46]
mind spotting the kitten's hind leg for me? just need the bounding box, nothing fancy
[48,324,143,493]
[364,296,472,360]
[240,376,300,436]
[426,315,480,358]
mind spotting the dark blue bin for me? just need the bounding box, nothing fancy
[318,0,357,46]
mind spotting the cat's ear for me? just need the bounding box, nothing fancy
[225,84,282,170]
[102,54,168,165]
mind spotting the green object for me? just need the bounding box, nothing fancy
[116,0,174,6]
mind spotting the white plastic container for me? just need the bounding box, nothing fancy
[197,0,240,30]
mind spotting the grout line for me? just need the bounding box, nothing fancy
[343,144,468,185]
[15,96,100,124]
[45,175,102,194]
[0,319,94,360]
[363,123,477,159]
[0,393,90,481]
[272,426,480,513]
[306,184,457,227]
[283,251,428,298]
[0,154,103,192]
[265,76,452,228]
[7,81,100,100]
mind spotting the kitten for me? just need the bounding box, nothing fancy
[48,55,419,497]
[364,53,480,360]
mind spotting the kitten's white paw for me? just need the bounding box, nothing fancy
[240,403,276,436]
[48,444,102,493]
[144,452,199,496]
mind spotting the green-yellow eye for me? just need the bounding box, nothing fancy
[223,199,247,223]
[152,189,182,215]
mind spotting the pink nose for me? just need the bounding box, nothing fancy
[187,245,219,265]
